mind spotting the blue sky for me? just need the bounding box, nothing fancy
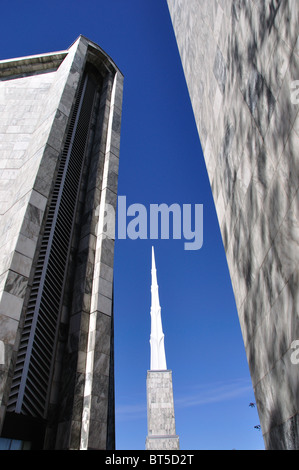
[1,0,264,450]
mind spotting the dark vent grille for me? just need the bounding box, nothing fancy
[8,73,97,418]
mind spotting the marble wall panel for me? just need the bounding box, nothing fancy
[51,52,123,451]
[167,0,299,449]
[0,37,93,441]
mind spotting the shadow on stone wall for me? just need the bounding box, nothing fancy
[218,0,298,448]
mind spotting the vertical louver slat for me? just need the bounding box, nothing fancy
[7,73,97,418]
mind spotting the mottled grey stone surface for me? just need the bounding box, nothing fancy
[167,0,299,449]
[0,36,123,450]
[146,370,179,450]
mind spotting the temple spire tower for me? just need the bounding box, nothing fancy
[146,247,179,450]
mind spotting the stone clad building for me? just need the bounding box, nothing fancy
[166,0,299,449]
[0,36,123,449]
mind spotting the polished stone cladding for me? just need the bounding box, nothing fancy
[146,370,180,450]
[166,0,299,449]
[0,36,123,449]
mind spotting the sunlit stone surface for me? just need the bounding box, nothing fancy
[167,0,299,449]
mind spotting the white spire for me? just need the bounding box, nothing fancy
[150,246,167,370]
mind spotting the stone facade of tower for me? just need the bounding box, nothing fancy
[146,370,180,450]
[166,0,299,449]
[0,36,123,449]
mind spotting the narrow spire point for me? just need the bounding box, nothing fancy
[150,247,167,370]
